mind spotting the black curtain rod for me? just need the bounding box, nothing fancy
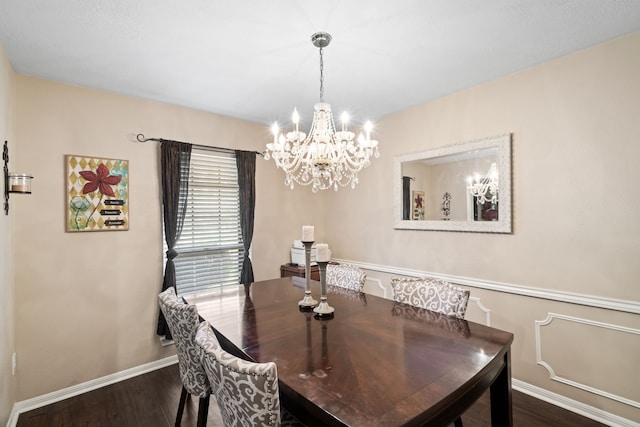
[135,134,264,157]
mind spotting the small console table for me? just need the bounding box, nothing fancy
[280,263,320,281]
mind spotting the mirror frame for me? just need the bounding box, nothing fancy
[393,133,512,233]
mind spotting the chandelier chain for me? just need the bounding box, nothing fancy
[319,47,325,103]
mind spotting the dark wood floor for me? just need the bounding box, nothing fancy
[16,363,606,427]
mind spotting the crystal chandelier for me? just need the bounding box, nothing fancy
[264,32,380,192]
[467,163,499,204]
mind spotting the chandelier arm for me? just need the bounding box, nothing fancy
[283,155,308,178]
[341,151,371,171]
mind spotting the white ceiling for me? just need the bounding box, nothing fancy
[1,0,639,127]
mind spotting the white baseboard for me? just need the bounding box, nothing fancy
[513,379,640,427]
[6,355,178,427]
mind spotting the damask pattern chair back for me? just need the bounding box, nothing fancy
[390,276,470,319]
[158,287,210,426]
[326,264,367,292]
[195,321,284,426]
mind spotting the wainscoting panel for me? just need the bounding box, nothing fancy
[536,313,640,409]
[363,276,387,298]
[469,296,492,326]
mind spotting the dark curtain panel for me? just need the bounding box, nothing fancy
[402,176,412,220]
[235,150,256,285]
[156,141,192,338]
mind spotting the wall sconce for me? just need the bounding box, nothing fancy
[3,140,33,215]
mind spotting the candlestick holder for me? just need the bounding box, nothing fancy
[313,261,334,317]
[298,240,318,309]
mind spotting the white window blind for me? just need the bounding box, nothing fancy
[169,149,243,296]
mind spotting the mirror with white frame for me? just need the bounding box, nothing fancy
[393,133,511,233]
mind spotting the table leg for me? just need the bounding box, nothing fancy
[490,350,513,426]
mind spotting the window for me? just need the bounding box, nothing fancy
[167,149,243,296]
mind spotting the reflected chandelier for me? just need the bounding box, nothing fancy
[264,32,380,192]
[467,163,499,204]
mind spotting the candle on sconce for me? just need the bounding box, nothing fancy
[8,173,33,193]
[316,243,330,262]
[302,225,314,242]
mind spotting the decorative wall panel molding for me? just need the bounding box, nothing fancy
[364,277,387,298]
[469,296,492,326]
[334,258,640,314]
[535,312,640,409]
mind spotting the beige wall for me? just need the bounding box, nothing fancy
[12,76,325,400]
[328,32,640,297]
[326,32,640,422]
[0,42,16,426]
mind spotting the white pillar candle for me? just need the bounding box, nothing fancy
[302,225,314,242]
[316,243,330,262]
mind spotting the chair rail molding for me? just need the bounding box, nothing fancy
[333,258,640,315]
[535,312,640,410]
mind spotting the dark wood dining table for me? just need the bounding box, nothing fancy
[186,277,514,427]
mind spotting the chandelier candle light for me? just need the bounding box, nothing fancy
[299,225,318,309]
[313,243,334,317]
[467,163,499,204]
[265,32,380,192]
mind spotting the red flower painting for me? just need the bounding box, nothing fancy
[67,155,129,232]
[79,164,122,197]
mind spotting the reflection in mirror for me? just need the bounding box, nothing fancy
[394,134,511,233]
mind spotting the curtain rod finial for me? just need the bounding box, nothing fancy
[127,133,145,143]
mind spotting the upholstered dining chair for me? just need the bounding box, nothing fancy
[194,321,304,427]
[158,287,211,427]
[325,263,367,293]
[390,276,470,319]
[390,276,470,427]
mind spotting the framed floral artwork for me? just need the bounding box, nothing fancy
[412,190,425,220]
[66,155,129,232]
